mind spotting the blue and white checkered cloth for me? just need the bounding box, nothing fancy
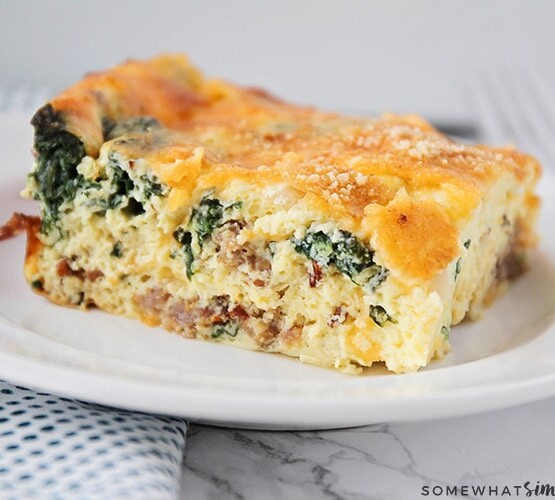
[0,381,188,499]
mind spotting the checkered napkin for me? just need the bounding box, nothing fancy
[0,381,188,499]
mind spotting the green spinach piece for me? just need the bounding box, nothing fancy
[352,264,389,290]
[333,230,374,278]
[31,279,44,290]
[107,164,135,209]
[173,227,195,279]
[110,242,123,258]
[293,229,388,288]
[190,197,225,245]
[140,174,165,200]
[441,325,450,338]
[95,162,146,216]
[97,160,164,214]
[190,196,241,244]
[293,231,334,265]
[454,258,462,280]
[173,195,242,278]
[368,305,396,327]
[31,104,86,232]
[225,201,243,212]
[211,321,239,339]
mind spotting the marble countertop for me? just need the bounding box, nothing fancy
[180,396,555,499]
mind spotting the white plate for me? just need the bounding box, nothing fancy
[1,111,555,430]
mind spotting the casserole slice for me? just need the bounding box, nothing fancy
[12,55,540,373]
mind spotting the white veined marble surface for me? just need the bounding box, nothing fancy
[181,397,555,499]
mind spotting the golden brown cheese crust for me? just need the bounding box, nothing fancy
[42,54,541,280]
[364,199,460,281]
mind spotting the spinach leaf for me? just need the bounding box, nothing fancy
[293,229,388,289]
[107,164,135,210]
[31,279,44,290]
[293,231,334,265]
[140,174,165,200]
[454,258,462,280]
[110,242,123,258]
[173,195,242,279]
[31,104,86,233]
[369,305,396,327]
[211,321,239,339]
[190,197,225,245]
[173,228,195,279]
[333,230,374,278]
[356,265,389,290]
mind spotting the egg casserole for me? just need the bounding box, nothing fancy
[5,55,541,373]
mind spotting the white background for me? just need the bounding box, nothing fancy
[1,0,554,120]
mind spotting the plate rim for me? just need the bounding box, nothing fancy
[2,343,555,430]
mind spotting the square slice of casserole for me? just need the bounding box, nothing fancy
[18,55,540,373]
